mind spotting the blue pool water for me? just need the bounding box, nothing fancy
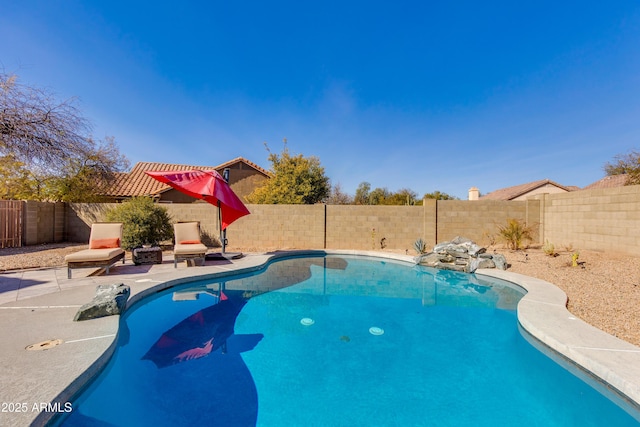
[58,255,639,426]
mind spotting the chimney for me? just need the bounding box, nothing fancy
[468,187,479,201]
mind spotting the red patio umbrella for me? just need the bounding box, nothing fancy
[145,169,250,253]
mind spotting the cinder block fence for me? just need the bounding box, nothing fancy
[4,185,640,256]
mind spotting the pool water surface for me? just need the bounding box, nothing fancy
[58,255,640,426]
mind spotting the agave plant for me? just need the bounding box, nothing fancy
[413,237,427,254]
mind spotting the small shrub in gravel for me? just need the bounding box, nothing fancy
[543,240,557,257]
[497,218,535,250]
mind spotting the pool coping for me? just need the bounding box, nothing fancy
[477,268,640,418]
[1,249,639,426]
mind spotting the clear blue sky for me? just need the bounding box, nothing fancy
[2,1,639,199]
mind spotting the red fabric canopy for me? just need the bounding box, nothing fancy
[146,170,250,230]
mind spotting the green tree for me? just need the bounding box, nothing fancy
[354,182,371,205]
[354,183,425,205]
[423,191,459,200]
[104,197,173,250]
[604,149,640,185]
[247,143,330,204]
[367,187,391,205]
[385,188,418,205]
[0,155,35,199]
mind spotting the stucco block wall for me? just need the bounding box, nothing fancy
[66,203,221,245]
[36,185,640,257]
[436,200,540,247]
[226,204,325,250]
[23,201,66,245]
[163,204,219,243]
[326,205,425,251]
[539,185,640,255]
[63,200,538,251]
[66,203,117,243]
[422,199,438,246]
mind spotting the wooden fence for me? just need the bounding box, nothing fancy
[0,200,23,248]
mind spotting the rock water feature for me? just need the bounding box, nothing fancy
[414,236,507,273]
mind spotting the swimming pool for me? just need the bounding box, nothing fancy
[58,255,639,426]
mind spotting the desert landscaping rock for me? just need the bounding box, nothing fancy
[416,237,507,273]
[74,283,130,321]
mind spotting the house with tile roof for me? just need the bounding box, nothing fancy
[103,157,270,203]
[582,174,629,190]
[475,179,577,201]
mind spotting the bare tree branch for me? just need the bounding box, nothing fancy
[0,73,130,201]
[604,149,640,185]
[0,72,95,169]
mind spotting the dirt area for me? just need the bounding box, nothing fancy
[1,243,639,347]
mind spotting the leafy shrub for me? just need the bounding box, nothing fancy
[105,197,173,250]
[497,218,535,250]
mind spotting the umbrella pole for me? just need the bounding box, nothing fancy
[218,200,227,253]
[222,229,227,253]
[221,168,231,254]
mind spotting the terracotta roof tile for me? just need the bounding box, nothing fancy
[103,157,270,198]
[582,174,628,190]
[480,179,573,200]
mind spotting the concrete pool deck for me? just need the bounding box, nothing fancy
[1,250,639,426]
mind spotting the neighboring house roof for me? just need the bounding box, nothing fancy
[215,157,270,176]
[105,157,270,198]
[582,174,629,190]
[480,179,574,201]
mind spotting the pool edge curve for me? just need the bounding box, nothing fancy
[32,251,640,425]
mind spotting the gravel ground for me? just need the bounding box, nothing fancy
[0,243,89,271]
[504,248,640,347]
[1,243,639,347]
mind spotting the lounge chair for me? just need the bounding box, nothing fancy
[173,222,208,268]
[65,222,126,279]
